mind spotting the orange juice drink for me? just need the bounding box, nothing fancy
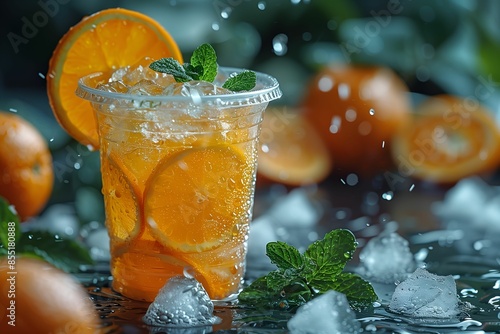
[76,67,281,301]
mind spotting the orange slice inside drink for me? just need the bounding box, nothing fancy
[144,145,252,253]
[100,153,143,253]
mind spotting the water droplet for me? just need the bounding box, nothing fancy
[9,108,17,113]
[382,191,393,201]
[220,7,232,19]
[257,1,266,10]
[74,162,81,170]
[261,144,270,153]
[381,140,385,148]
[345,108,357,122]
[211,22,220,31]
[346,173,358,186]
[272,34,288,56]
[337,83,350,100]
[409,184,415,192]
[369,108,375,115]
[38,72,45,79]
[358,121,372,136]
[329,116,341,134]
[318,76,334,92]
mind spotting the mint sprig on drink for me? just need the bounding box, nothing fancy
[149,43,257,92]
[238,229,378,311]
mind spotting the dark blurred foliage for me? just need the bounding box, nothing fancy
[0,0,499,224]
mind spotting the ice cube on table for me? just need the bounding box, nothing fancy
[287,290,361,334]
[432,176,492,221]
[143,276,219,328]
[358,231,416,284]
[266,187,322,228]
[389,268,460,318]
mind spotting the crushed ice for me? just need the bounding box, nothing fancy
[143,276,220,328]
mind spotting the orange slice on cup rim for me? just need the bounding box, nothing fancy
[144,145,252,253]
[391,94,500,183]
[47,8,183,150]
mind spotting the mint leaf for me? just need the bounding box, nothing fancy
[18,231,93,273]
[0,197,21,248]
[149,43,257,92]
[238,228,377,311]
[317,272,377,311]
[304,229,357,284]
[266,241,304,271]
[183,63,203,80]
[222,71,256,92]
[190,43,217,82]
[149,58,193,82]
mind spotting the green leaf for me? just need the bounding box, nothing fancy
[222,71,256,92]
[304,229,356,284]
[0,197,21,248]
[190,43,217,82]
[149,58,193,82]
[237,229,378,310]
[238,276,274,306]
[266,241,304,271]
[183,63,203,80]
[17,231,93,273]
[316,272,377,311]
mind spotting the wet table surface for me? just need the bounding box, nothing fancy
[78,175,500,333]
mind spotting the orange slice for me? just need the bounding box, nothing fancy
[101,153,143,252]
[257,107,332,186]
[391,94,500,183]
[47,8,183,150]
[144,145,252,253]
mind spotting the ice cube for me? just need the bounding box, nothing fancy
[389,268,459,318]
[143,276,220,327]
[432,176,492,221]
[358,231,416,284]
[128,79,164,96]
[287,290,361,334]
[96,80,129,93]
[246,215,278,273]
[85,228,110,262]
[266,188,322,228]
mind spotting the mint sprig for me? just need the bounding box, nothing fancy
[238,229,378,311]
[149,43,256,92]
[0,197,93,272]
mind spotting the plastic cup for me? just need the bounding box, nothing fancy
[76,67,281,301]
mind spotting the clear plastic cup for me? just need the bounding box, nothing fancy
[76,67,281,301]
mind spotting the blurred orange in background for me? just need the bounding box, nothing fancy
[257,107,332,186]
[301,65,412,178]
[391,94,500,184]
[0,257,99,334]
[0,112,53,221]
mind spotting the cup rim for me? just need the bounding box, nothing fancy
[76,66,282,107]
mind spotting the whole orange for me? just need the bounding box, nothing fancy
[0,112,54,221]
[0,257,100,333]
[301,65,411,177]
